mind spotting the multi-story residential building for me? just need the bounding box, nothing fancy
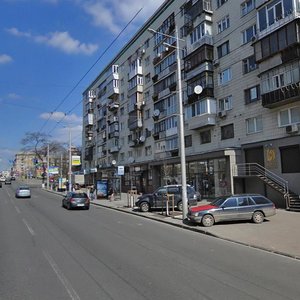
[13,152,37,178]
[83,0,300,210]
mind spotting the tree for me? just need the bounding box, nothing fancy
[21,132,65,182]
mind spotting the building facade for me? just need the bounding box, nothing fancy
[82,0,300,210]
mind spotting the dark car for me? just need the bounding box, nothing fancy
[5,177,12,184]
[135,184,200,212]
[62,192,90,210]
[187,194,276,227]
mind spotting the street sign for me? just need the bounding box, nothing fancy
[117,166,124,176]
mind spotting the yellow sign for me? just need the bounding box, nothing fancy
[72,155,81,166]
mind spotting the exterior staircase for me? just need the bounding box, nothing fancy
[233,163,300,211]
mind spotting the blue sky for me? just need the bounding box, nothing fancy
[0,0,164,170]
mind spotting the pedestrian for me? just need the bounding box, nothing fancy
[108,187,114,202]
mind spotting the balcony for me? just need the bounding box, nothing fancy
[108,102,120,112]
[128,118,143,131]
[109,146,120,153]
[188,113,216,130]
[262,82,300,108]
[187,87,214,104]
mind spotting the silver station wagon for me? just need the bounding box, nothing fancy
[187,194,276,227]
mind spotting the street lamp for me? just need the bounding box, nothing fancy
[148,26,188,220]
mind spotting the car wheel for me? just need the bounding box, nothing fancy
[202,214,215,227]
[177,201,183,211]
[140,202,150,212]
[252,211,264,224]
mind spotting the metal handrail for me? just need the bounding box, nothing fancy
[233,163,290,208]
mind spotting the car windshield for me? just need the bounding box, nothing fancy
[211,197,228,206]
[19,187,30,191]
[72,193,87,198]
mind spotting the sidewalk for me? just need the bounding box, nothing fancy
[90,193,300,260]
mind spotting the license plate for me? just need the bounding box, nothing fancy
[77,204,84,207]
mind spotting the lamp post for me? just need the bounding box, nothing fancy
[148,26,188,220]
[68,127,72,192]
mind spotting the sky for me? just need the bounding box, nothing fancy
[0,0,165,171]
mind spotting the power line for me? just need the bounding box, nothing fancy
[44,7,144,135]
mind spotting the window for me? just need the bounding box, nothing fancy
[278,107,300,126]
[145,73,151,84]
[145,146,152,156]
[217,15,230,33]
[245,85,260,104]
[268,1,283,26]
[273,73,285,88]
[242,25,256,44]
[280,145,300,173]
[217,0,228,8]
[246,116,263,134]
[241,0,255,16]
[221,124,234,140]
[218,68,232,85]
[252,196,271,205]
[200,130,211,144]
[243,55,257,74]
[223,198,237,207]
[217,41,230,58]
[219,95,232,111]
[185,135,192,147]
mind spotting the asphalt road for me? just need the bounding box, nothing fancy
[0,181,300,300]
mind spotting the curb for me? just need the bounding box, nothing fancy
[91,201,300,261]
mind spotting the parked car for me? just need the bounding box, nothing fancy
[187,194,276,227]
[62,192,90,210]
[15,186,31,198]
[11,176,16,181]
[5,177,12,184]
[0,176,6,182]
[135,184,200,212]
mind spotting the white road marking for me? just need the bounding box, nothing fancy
[43,251,81,300]
[22,218,35,236]
[15,206,21,214]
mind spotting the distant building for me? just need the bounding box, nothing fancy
[82,0,300,210]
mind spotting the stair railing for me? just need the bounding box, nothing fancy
[233,163,290,209]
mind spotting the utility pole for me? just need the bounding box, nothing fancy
[68,128,72,192]
[47,144,50,190]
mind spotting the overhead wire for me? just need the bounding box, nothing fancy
[44,6,144,136]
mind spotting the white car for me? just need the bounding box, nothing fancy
[15,186,31,198]
[0,176,6,182]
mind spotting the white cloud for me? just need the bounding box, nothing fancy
[7,93,21,100]
[0,54,13,64]
[40,111,82,125]
[81,0,164,34]
[6,27,98,55]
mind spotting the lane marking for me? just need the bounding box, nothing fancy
[22,218,35,236]
[15,206,21,214]
[43,251,81,300]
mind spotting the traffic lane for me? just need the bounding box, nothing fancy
[0,186,77,300]
[18,189,300,300]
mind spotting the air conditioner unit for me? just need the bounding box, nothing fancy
[286,124,299,134]
[218,111,227,118]
[213,59,219,67]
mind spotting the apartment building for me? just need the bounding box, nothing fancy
[83,0,300,210]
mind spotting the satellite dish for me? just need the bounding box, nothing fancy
[153,109,160,117]
[111,160,117,166]
[194,85,203,95]
[139,136,146,142]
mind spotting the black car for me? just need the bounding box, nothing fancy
[62,192,90,210]
[5,177,12,184]
[135,184,200,212]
